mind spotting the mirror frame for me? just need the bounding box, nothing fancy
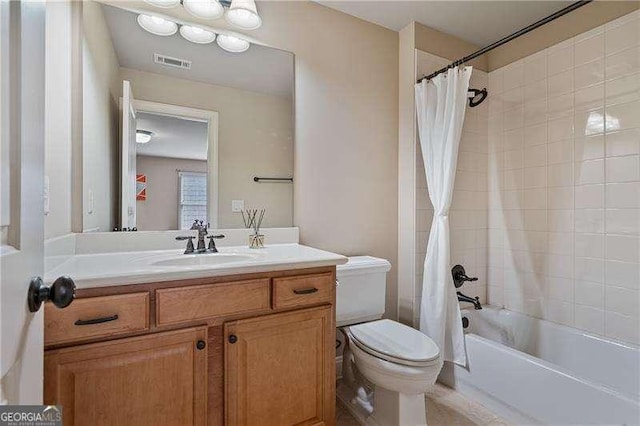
[130,99,219,229]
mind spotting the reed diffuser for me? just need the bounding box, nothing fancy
[241,209,265,248]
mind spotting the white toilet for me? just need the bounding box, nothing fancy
[336,256,441,426]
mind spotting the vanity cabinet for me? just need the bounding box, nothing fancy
[225,306,333,426]
[43,267,336,426]
[44,327,208,426]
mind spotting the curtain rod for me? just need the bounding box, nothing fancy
[417,0,592,83]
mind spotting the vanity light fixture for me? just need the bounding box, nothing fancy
[183,0,224,20]
[137,14,178,36]
[216,33,250,53]
[143,0,180,8]
[137,10,252,53]
[136,130,153,144]
[145,0,262,31]
[225,0,262,30]
[179,25,217,44]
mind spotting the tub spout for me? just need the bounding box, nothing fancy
[457,291,482,310]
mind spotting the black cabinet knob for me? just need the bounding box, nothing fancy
[28,276,76,313]
[196,340,206,350]
[228,335,238,344]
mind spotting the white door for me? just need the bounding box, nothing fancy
[0,0,47,404]
[121,80,137,230]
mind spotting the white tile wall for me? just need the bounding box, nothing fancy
[414,51,489,325]
[486,10,640,346]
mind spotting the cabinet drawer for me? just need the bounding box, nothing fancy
[45,293,149,345]
[273,272,334,309]
[156,279,270,326]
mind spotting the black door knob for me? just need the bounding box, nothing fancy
[228,335,238,344]
[28,276,76,313]
[196,340,206,350]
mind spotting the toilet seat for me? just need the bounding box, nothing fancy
[347,319,440,367]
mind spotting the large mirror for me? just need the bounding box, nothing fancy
[81,1,294,232]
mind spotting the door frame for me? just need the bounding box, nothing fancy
[132,100,220,229]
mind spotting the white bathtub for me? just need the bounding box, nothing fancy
[439,306,640,425]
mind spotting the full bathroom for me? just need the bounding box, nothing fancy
[1,1,639,425]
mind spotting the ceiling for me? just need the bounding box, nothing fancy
[317,1,572,46]
[136,112,209,161]
[102,4,294,98]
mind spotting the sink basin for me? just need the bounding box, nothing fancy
[152,253,256,267]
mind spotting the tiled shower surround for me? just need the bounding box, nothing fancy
[415,10,639,345]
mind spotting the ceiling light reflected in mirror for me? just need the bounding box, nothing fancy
[183,0,225,20]
[143,0,263,31]
[137,14,178,36]
[180,25,217,44]
[225,0,262,30]
[136,130,153,144]
[216,33,250,53]
[143,0,180,8]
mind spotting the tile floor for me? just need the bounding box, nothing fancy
[336,383,510,426]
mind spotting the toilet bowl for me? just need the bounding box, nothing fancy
[343,319,441,425]
[336,257,442,426]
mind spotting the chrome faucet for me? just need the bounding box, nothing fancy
[176,220,225,254]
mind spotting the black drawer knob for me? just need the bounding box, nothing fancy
[196,340,206,350]
[228,335,238,344]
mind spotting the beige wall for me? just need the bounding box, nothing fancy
[397,23,417,324]
[81,0,119,232]
[120,68,294,229]
[256,2,400,318]
[414,22,488,74]
[136,155,207,231]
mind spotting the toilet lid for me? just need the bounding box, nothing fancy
[348,319,440,365]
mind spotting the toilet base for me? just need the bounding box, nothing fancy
[337,382,428,426]
[369,387,427,426]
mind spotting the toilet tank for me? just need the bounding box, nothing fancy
[336,256,391,327]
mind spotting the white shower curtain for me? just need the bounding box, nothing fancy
[415,66,472,367]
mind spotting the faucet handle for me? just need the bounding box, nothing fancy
[206,234,225,252]
[452,264,478,288]
[176,236,195,254]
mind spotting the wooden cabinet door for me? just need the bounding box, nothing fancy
[225,306,335,426]
[44,327,207,426]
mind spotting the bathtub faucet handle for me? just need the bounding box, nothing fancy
[452,265,478,288]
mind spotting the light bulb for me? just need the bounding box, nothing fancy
[144,0,180,8]
[216,33,250,53]
[180,25,216,44]
[225,0,261,30]
[137,14,178,36]
[183,0,224,20]
[136,130,153,144]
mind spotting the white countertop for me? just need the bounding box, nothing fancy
[44,244,347,289]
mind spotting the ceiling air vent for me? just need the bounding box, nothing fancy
[153,54,191,70]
